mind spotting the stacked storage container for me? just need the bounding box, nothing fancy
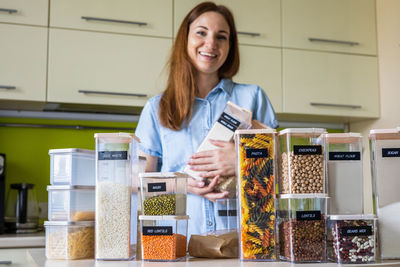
[45,149,96,260]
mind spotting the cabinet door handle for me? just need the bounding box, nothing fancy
[308,38,359,46]
[81,16,147,26]
[237,31,261,37]
[310,102,362,109]
[78,90,147,97]
[0,85,16,90]
[0,8,18,14]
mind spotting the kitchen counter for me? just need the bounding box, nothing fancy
[0,231,45,248]
[25,249,400,267]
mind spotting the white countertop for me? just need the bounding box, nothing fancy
[0,231,45,248]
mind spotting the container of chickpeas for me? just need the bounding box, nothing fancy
[278,128,327,194]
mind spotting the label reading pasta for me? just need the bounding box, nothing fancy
[142,226,173,236]
[293,145,322,155]
[246,148,269,158]
[382,148,400,158]
[147,182,167,192]
[329,152,361,161]
[340,226,372,236]
[98,151,128,160]
[296,210,321,221]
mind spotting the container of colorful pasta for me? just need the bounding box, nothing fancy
[235,129,277,261]
[139,215,189,261]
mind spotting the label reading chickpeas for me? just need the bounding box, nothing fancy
[246,148,269,158]
[293,145,322,155]
[148,182,167,192]
[340,226,373,236]
[296,211,321,221]
[329,152,361,161]
[142,226,173,236]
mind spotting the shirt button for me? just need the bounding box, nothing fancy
[208,221,213,226]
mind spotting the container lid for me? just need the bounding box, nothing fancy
[369,127,400,140]
[279,128,326,135]
[94,132,140,143]
[47,185,95,190]
[44,221,95,226]
[235,129,276,134]
[329,214,376,220]
[278,193,329,199]
[48,148,95,155]
[139,215,190,221]
[139,172,188,178]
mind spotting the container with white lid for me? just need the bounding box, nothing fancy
[139,215,189,261]
[369,127,400,259]
[47,185,95,221]
[278,128,327,194]
[324,133,363,214]
[139,172,188,216]
[215,198,238,230]
[49,148,95,186]
[277,193,328,263]
[95,132,139,260]
[45,220,95,260]
[328,214,377,263]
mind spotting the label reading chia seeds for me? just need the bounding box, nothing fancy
[293,145,322,155]
[147,182,167,192]
[98,151,128,160]
[340,226,372,236]
[142,226,173,236]
[382,148,400,158]
[329,152,361,161]
[296,210,321,221]
[246,148,269,158]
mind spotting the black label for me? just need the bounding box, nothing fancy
[98,151,128,160]
[246,148,269,158]
[382,148,400,158]
[293,145,322,155]
[217,112,240,132]
[296,211,321,221]
[142,226,173,236]
[329,152,361,161]
[218,210,237,217]
[340,226,372,236]
[147,182,167,192]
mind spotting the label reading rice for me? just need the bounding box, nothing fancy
[382,148,400,158]
[98,151,128,160]
[294,145,322,155]
[147,182,167,192]
[246,148,269,158]
[296,211,321,221]
[341,226,372,236]
[142,226,173,236]
[329,152,361,161]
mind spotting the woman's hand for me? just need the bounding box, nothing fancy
[187,139,236,178]
[187,176,229,202]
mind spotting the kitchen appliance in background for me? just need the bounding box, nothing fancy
[4,183,39,233]
[0,154,5,234]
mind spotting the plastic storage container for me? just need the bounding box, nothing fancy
[325,133,363,214]
[45,221,94,260]
[236,129,277,261]
[278,128,327,194]
[215,198,238,230]
[139,215,189,261]
[47,185,95,221]
[370,127,400,259]
[95,132,138,260]
[49,148,95,186]
[277,194,328,263]
[139,172,187,216]
[328,215,377,264]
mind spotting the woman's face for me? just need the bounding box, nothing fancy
[187,11,230,77]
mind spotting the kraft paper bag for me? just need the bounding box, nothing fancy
[188,231,238,258]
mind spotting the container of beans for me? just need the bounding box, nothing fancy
[139,215,189,261]
[277,193,328,263]
[328,215,377,263]
[45,221,95,260]
[47,185,95,221]
[278,128,327,194]
[325,133,363,214]
[235,129,277,261]
[139,172,188,216]
[370,127,400,259]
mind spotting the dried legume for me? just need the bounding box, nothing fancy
[143,194,176,215]
[142,233,187,261]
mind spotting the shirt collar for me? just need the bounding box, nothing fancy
[207,78,234,98]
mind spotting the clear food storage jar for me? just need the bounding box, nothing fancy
[49,148,95,186]
[325,133,363,214]
[139,215,189,261]
[47,185,95,221]
[140,172,188,216]
[45,221,94,260]
[235,129,277,261]
[278,128,327,194]
[215,198,238,230]
[95,132,139,260]
[277,194,328,263]
[370,127,400,259]
[328,215,377,264]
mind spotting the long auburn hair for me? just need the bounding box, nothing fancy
[159,2,240,130]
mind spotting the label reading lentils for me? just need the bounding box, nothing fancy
[217,112,240,132]
[382,148,400,158]
[246,148,269,158]
[147,182,167,192]
[340,226,372,236]
[142,226,173,236]
[329,152,361,161]
[296,210,321,221]
[98,151,128,160]
[293,145,322,155]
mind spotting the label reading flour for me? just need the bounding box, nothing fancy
[329,152,361,161]
[382,148,400,158]
[296,210,321,221]
[340,226,372,236]
[293,145,322,155]
[147,182,167,192]
[142,226,173,236]
[246,148,269,158]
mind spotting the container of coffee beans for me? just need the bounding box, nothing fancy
[328,215,377,263]
[325,133,363,214]
[139,172,188,215]
[277,193,328,263]
[278,128,327,194]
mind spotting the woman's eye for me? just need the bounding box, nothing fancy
[196,31,206,36]
[217,35,227,40]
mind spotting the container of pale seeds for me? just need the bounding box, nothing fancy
[139,172,188,216]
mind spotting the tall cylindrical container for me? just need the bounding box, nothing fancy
[95,132,138,260]
[236,129,277,261]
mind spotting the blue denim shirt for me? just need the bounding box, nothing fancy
[135,79,278,236]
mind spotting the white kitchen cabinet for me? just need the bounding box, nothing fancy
[233,45,282,112]
[282,0,377,55]
[0,0,48,26]
[174,0,281,47]
[47,28,171,107]
[50,0,172,38]
[0,24,47,102]
[283,49,379,118]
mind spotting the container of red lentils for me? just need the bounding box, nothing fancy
[139,215,189,261]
